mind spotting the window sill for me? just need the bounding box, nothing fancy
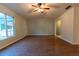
[0,35,16,41]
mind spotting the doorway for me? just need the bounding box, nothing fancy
[55,19,62,38]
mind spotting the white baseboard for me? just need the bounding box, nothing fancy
[60,37,73,44]
[28,34,54,35]
[55,35,73,45]
[55,35,61,38]
[0,35,26,50]
[70,42,79,45]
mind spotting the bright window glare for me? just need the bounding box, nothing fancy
[0,13,15,40]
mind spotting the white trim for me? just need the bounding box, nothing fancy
[71,42,79,45]
[0,35,26,50]
[61,37,73,44]
[55,35,73,45]
[55,35,61,38]
[28,34,54,35]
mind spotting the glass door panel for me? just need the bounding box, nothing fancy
[0,13,7,39]
[7,15,14,36]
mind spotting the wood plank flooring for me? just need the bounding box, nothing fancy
[0,35,79,56]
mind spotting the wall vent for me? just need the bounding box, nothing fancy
[65,5,71,10]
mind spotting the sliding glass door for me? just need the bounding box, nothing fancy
[7,15,14,36]
[0,12,15,40]
[0,13,7,38]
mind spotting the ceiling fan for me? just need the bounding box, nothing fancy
[32,3,50,13]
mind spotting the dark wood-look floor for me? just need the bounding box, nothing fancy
[0,35,79,56]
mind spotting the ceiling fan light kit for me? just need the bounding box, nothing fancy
[38,9,44,12]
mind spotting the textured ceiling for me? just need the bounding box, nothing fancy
[1,3,79,20]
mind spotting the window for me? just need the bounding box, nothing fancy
[0,13,15,40]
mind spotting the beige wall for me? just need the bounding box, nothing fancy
[27,18,55,35]
[61,7,74,44]
[56,7,79,45]
[74,7,79,44]
[55,17,62,36]
[0,4,28,49]
[55,7,74,44]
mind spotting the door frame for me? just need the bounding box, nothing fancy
[54,18,62,38]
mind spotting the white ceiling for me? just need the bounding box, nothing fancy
[1,3,79,20]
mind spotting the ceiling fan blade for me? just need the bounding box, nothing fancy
[43,8,50,10]
[32,5,38,7]
[33,8,39,12]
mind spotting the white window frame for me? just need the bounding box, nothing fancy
[0,12,16,40]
